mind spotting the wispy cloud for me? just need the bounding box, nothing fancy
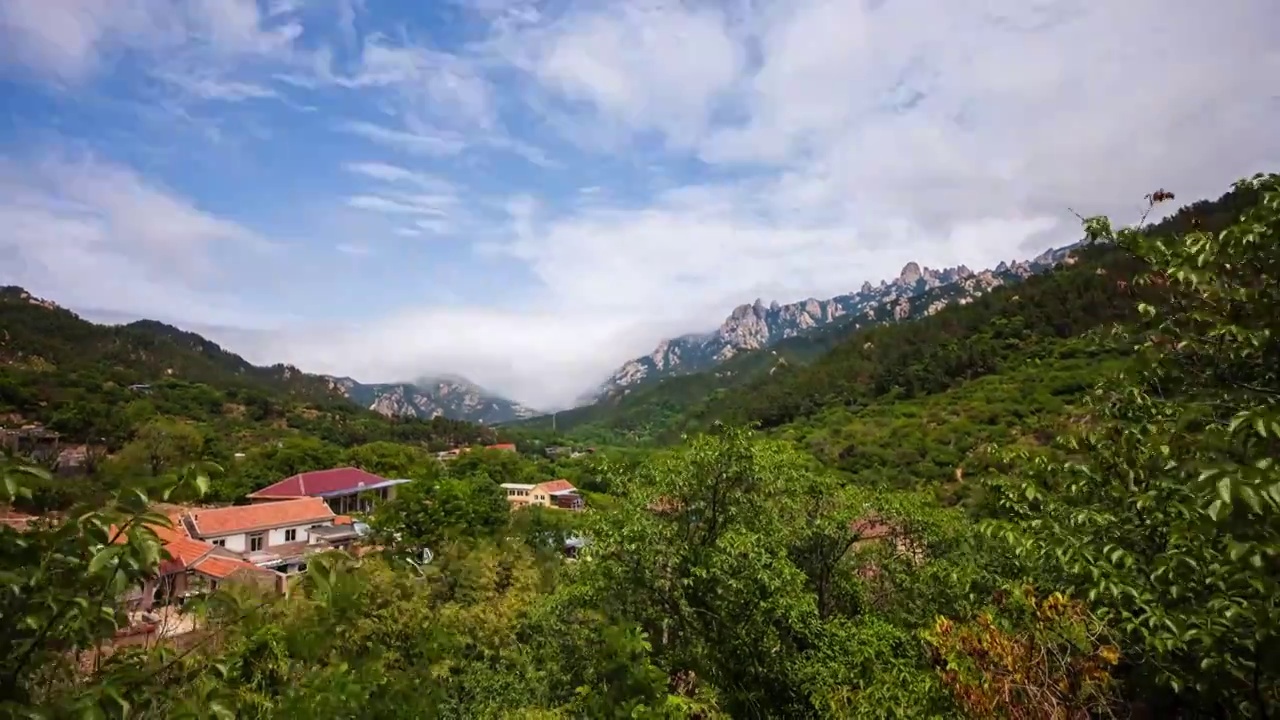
[338,120,467,156]
[335,242,371,256]
[343,162,455,192]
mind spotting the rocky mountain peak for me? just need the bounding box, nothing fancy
[899,262,923,285]
[860,281,873,293]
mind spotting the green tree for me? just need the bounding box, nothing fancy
[117,417,204,476]
[341,441,438,479]
[371,476,509,556]
[983,174,1280,716]
[448,447,537,486]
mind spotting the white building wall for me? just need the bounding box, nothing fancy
[201,521,332,552]
[207,532,248,553]
[268,522,330,546]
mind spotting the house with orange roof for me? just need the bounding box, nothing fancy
[499,479,583,510]
[179,497,353,574]
[120,518,279,611]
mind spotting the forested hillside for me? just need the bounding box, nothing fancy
[0,294,504,508]
[2,174,1277,719]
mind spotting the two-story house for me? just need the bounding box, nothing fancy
[245,467,411,515]
[180,497,339,574]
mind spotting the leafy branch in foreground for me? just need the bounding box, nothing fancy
[0,462,213,713]
[982,173,1280,717]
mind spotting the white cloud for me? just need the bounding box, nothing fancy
[0,153,277,327]
[3,0,1278,410]
[0,0,301,83]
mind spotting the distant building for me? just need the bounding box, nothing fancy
[500,479,584,510]
[245,467,410,515]
[0,425,60,457]
[438,442,516,462]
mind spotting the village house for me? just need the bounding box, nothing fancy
[500,479,584,510]
[0,424,60,459]
[245,467,410,515]
[180,497,346,574]
[125,522,277,610]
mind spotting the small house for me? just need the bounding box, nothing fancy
[500,479,584,510]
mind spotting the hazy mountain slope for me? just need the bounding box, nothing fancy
[329,376,538,425]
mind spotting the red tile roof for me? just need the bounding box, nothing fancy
[536,479,576,494]
[486,443,517,452]
[186,497,335,537]
[107,509,275,582]
[164,537,216,567]
[192,554,268,580]
[247,467,388,500]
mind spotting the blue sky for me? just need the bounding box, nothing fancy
[1,0,1278,408]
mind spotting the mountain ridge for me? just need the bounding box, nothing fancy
[591,244,1079,401]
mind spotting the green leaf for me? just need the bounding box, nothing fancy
[1237,485,1262,514]
[88,546,119,574]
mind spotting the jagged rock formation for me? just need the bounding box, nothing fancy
[331,375,538,425]
[592,244,1078,400]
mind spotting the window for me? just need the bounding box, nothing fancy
[212,539,225,547]
[284,528,297,542]
[248,533,265,552]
